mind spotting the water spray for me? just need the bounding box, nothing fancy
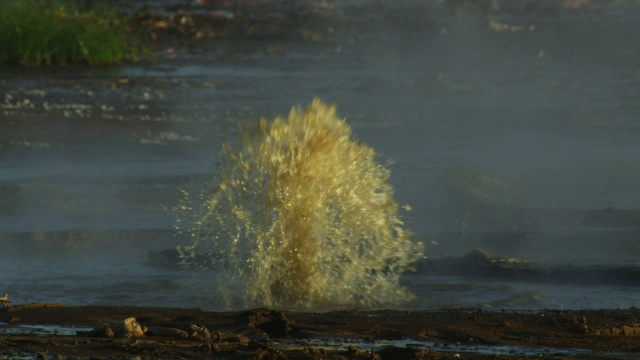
[177,99,422,309]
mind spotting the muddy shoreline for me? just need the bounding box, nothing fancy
[1,304,640,359]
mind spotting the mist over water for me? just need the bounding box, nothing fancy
[176,99,422,309]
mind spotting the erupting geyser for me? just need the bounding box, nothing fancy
[177,99,423,309]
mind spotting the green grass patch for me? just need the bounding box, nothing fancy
[0,0,142,65]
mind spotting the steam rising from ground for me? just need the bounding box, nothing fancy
[176,99,422,309]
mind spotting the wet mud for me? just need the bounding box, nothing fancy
[2,305,640,359]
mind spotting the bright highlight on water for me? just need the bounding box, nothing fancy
[177,99,423,309]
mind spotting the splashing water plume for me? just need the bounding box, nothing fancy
[178,99,422,309]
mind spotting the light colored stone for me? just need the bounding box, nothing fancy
[113,317,146,338]
[0,293,11,308]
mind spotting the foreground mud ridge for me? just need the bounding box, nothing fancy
[2,2,640,359]
[1,305,640,359]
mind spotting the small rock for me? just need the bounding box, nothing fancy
[84,318,146,339]
[112,317,145,338]
[184,324,211,341]
[238,309,291,338]
[343,345,379,359]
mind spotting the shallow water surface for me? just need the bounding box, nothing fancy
[0,324,93,336]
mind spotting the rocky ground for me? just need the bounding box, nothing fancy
[1,304,640,359]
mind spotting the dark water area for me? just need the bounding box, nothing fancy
[1,0,640,310]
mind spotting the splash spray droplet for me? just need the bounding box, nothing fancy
[177,99,423,309]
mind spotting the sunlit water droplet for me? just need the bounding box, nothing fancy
[176,99,423,310]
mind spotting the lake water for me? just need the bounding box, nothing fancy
[1,1,639,311]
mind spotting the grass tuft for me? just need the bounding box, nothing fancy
[0,0,141,65]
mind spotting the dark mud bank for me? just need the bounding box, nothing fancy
[2,305,640,359]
